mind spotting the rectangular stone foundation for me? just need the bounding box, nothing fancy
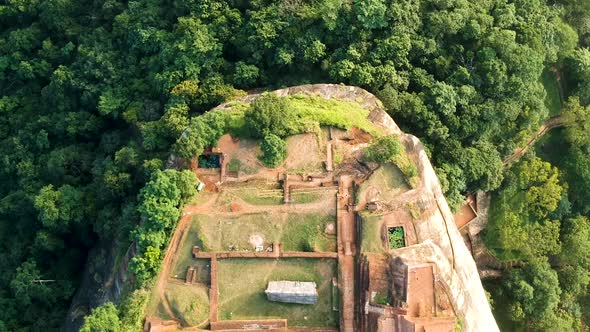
[265,281,318,305]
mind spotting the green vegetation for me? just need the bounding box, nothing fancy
[485,93,590,329]
[228,158,241,173]
[223,183,284,206]
[191,212,336,252]
[484,158,564,260]
[290,191,322,204]
[1,0,589,329]
[164,283,209,327]
[374,292,389,306]
[80,302,121,332]
[217,258,338,327]
[364,135,403,163]
[130,169,197,285]
[282,214,337,252]
[236,189,284,206]
[358,163,409,203]
[245,93,296,138]
[260,134,288,168]
[287,95,381,136]
[364,135,418,187]
[542,70,562,116]
[388,227,405,250]
[360,213,384,253]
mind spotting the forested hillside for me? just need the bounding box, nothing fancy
[1,0,589,330]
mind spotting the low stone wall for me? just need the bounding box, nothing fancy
[210,319,287,331]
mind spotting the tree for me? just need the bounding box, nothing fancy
[364,135,403,163]
[459,142,503,192]
[503,260,561,324]
[562,97,590,147]
[513,158,563,219]
[565,49,590,105]
[233,62,260,87]
[353,0,387,30]
[564,147,590,213]
[80,302,121,332]
[260,134,287,168]
[173,118,210,159]
[244,93,295,138]
[484,157,566,259]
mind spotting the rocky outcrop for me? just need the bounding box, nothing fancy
[362,92,499,332]
[214,83,498,332]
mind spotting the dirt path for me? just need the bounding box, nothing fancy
[503,115,564,164]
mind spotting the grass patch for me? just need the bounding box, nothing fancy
[358,164,409,204]
[287,94,383,136]
[541,69,561,117]
[228,158,241,173]
[360,212,384,253]
[373,292,389,305]
[282,214,337,252]
[189,191,215,206]
[191,212,336,252]
[218,95,383,139]
[172,222,211,281]
[217,258,338,327]
[333,145,344,165]
[164,282,210,327]
[290,191,321,204]
[235,188,284,205]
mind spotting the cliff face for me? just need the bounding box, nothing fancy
[396,134,499,332]
[362,90,499,332]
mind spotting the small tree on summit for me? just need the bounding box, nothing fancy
[260,134,287,168]
[364,135,403,163]
[245,93,295,138]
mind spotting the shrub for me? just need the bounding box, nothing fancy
[245,93,295,138]
[364,135,403,163]
[260,134,287,168]
[388,227,405,249]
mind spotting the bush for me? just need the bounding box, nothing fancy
[245,93,295,138]
[80,302,121,332]
[260,134,287,168]
[364,135,403,163]
[388,227,405,249]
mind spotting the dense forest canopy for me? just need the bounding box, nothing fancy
[1,0,590,330]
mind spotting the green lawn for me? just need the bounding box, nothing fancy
[164,282,210,327]
[541,69,562,117]
[222,182,284,206]
[217,258,339,327]
[233,188,284,205]
[190,212,336,252]
[360,212,384,253]
[290,191,321,204]
[172,222,211,280]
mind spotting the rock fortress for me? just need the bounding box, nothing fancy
[144,84,499,332]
